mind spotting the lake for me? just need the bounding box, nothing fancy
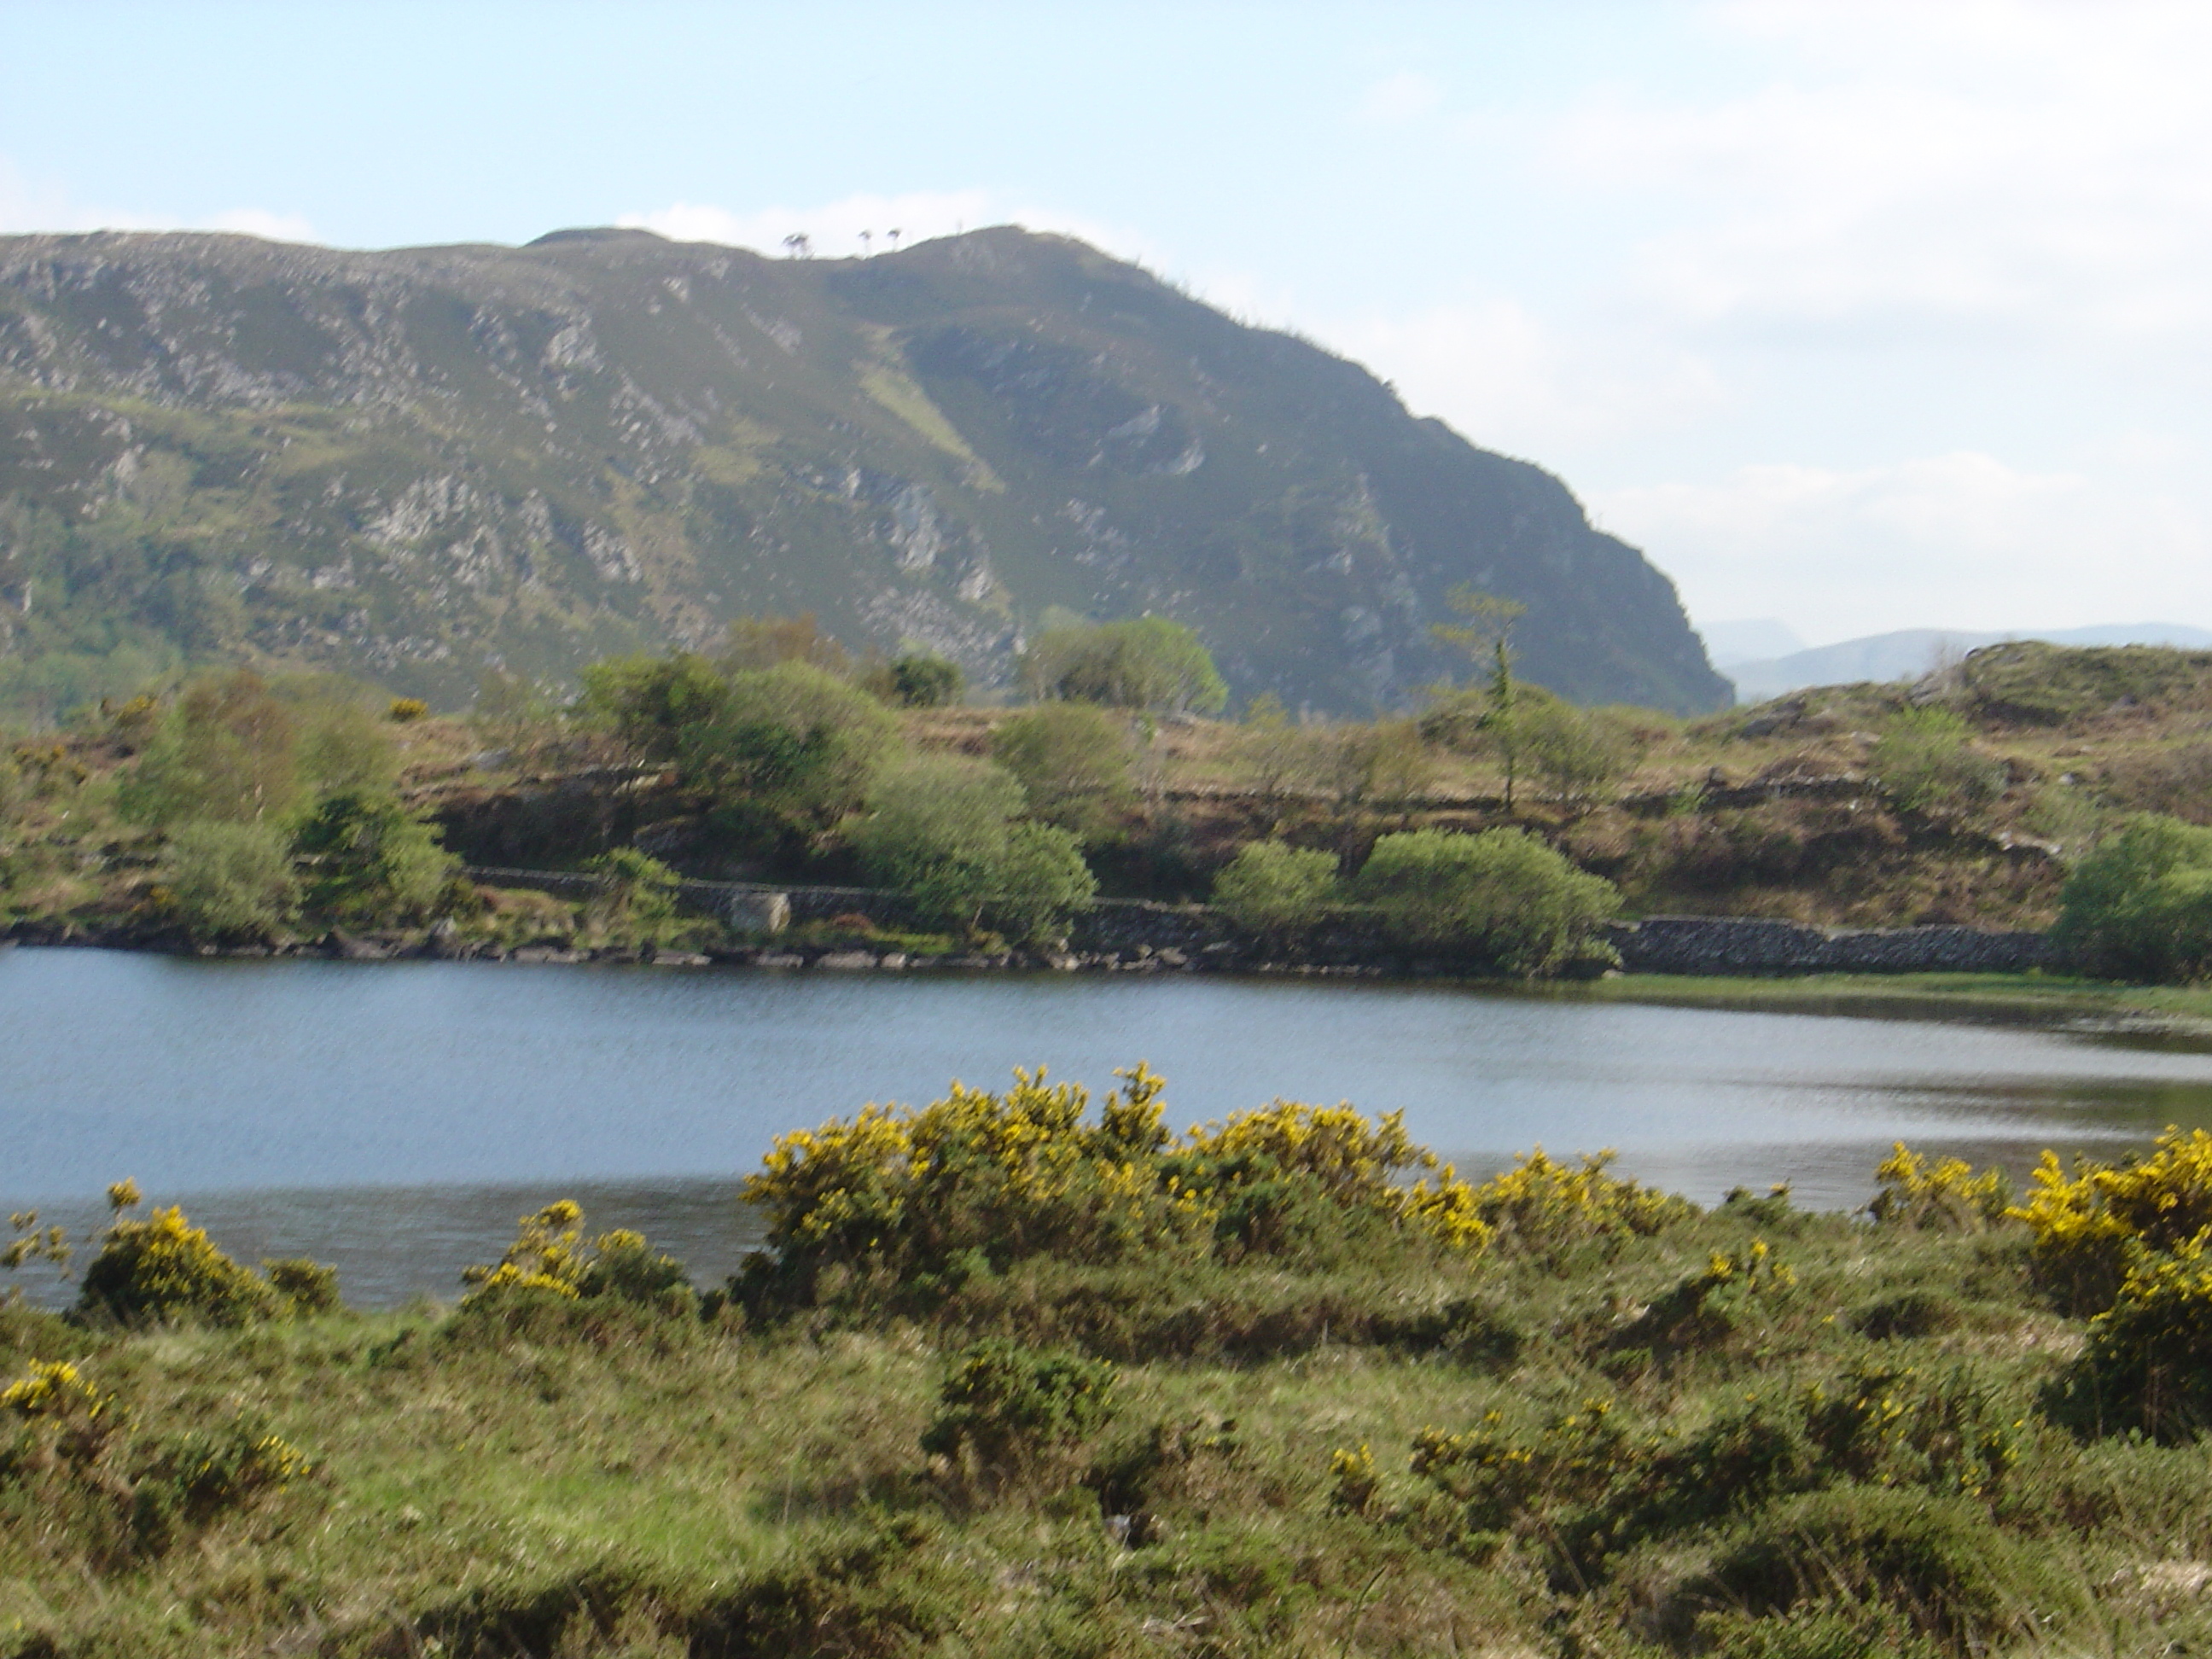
[7,946,2212,1307]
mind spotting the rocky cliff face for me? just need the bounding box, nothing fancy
[0,224,1730,715]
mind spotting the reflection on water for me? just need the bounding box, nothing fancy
[7,946,2212,1307]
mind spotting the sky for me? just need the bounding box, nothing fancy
[2,0,2207,649]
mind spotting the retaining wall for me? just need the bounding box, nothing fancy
[464,867,2053,976]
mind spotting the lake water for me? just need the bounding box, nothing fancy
[7,946,2212,1307]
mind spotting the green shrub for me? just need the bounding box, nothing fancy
[1517,694,1643,810]
[386,696,429,723]
[1871,707,2005,815]
[2071,1238,2212,1440]
[291,789,459,927]
[881,653,963,707]
[117,670,300,828]
[920,1339,1118,1481]
[989,702,1135,842]
[851,754,1095,941]
[1210,840,1338,940]
[1351,826,1620,975]
[582,846,683,946]
[2051,813,2212,981]
[1694,1485,2067,1655]
[684,661,902,839]
[262,1258,341,1316]
[162,818,300,939]
[78,1207,282,1326]
[1020,617,1228,715]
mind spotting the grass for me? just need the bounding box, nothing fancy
[9,1104,2212,1657]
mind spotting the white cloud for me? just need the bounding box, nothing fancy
[1355,72,1441,125]
[1541,4,2212,340]
[1332,300,1725,456]
[1594,452,2209,643]
[0,154,317,242]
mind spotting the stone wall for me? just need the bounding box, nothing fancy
[1601,916,2053,975]
[464,868,2056,977]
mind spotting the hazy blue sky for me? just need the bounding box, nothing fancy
[4,1,2206,646]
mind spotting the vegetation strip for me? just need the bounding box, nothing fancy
[13,1071,2212,1655]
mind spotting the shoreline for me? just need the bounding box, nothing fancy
[9,923,2209,1041]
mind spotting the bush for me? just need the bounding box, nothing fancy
[117,670,300,829]
[1871,707,2005,816]
[79,1207,282,1326]
[920,1339,1118,1481]
[850,754,1095,941]
[582,846,683,946]
[2010,1126,2212,1311]
[736,1068,1493,1318]
[291,789,459,927]
[989,702,1135,842]
[2050,813,2212,981]
[385,696,429,723]
[460,1200,695,1314]
[880,653,963,707]
[1211,841,1338,940]
[1351,827,1620,975]
[1868,1144,2011,1231]
[684,661,903,841]
[2072,1238,2212,1439]
[1020,618,1228,715]
[1518,696,1643,810]
[162,818,299,939]
[1694,1485,2066,1655]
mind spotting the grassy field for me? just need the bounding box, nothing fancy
[9,1074,2212,1658]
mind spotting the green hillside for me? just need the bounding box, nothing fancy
[0,225,1729,720]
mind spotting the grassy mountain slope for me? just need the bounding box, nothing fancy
[0,224,1729,719]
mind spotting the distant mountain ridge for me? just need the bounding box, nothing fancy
[1721,623,2212,702]
[0,224,1730,718]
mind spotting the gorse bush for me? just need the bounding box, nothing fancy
[1869,1144,2011,1231]
[920,1339,1118,1483]
[79,1206,282,1327]
[461,1200,693,1313]
[736,1068,1518,1315]
[2011,1126,2212,1311]
[2051,812,2212,981]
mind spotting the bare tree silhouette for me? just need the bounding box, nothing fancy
[781,232,813,259]
[887,227,902,251]
[859,230,873,257]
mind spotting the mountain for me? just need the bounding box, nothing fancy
[0,225,1730,720]
[1724,623,2212,702]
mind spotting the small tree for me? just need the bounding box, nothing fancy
[990,702,1136,843]
[1352,827,1619,975]
[119,671,300,828]
[1020,617,1228,715]
[851,754,1095,941]
[583,847,684,946]
[1429,586,1528,810]
[882,653,963,707]
[164,819,300,940]
[1518,696,1642,812]
[291,791,459,928]
[1213,841,1339,940]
